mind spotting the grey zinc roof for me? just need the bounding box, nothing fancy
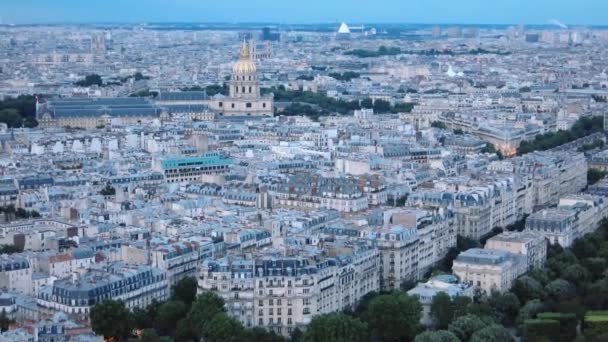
[157,91,208,102]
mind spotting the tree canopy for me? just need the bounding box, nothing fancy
[90,300,133,342]
[303,313,368,342]
[365,291,422,341]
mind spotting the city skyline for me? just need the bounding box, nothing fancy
[0,0,607,26]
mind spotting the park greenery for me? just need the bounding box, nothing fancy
[100,183,117,196]
[0,204,40,222]
[76,72,151,88]
[578,139,605,153]
[345,46,510,58]
[181,84,229,96]
[0,95,38,128]
[517,116,603,155]
[588,169,608,186]
[0,244,23,254]
[263,85,414,119]
[327,71,361,82]
[75,74,103,87]
[296,75,315,81]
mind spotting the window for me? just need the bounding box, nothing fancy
[263,103,267,108]
[231,103,235,108]
[218,102,223,108]
[242,86,246,93]
[246,103,252,108]
[249,86,252,93]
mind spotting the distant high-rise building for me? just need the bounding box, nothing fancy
[526,33,540,43]
[431,26,442,38]
[446,26,462,38]
[261,27,280,41]
[464,27,479,38]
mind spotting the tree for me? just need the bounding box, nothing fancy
[172,277,197,306]
[0,244,23,254]
[0,311,14,332]
[584,278,608,310]
[452,296,473,319]
[156,300,188,335]
[175,317,198,342]
[303,313,368,342]
[188,292,226,336]
[523,319,560,342]
[203,312,244,342]
[430,292,454,329]
[562,263,590,286]
[100,183,116,196]
[136,329,172,342]
[588,169,608,185]
[448,314,486,342]
[290,327,304,342]
[469,324,513,342]
[488,291,521,326]
[364,292,422,342]
[372,99,391,113]
[90,300,133,342]
[516,299,546,325]
[414,330,459,342]
[545,279,576,301]
[360,98,373,109]
[431,121,447,130]
[75,74,103,87]
[513,276,546,303]
[583,258,607,281]
[242,327,285,342]
[0,109,22,128]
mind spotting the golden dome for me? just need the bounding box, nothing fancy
[232,41,257,75]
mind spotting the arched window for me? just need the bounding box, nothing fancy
[249,86,252,93]
[242,86,246,93]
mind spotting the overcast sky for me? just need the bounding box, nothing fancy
[0,0,606,26]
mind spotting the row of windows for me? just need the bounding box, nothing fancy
[218,102,268,109]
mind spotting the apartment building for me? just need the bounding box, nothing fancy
[151,239,214,286]
[485,231,547,270]
[197,248,380,336]
[37,263,168,319]
[452,248,526,294]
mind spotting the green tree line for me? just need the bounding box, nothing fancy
[518,116,603,155]
[0,95,38,128]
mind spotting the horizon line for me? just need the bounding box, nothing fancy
[0,20,606,28]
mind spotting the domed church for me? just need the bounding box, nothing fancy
[209,41,274,117]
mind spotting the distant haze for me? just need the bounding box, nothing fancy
[0,0,606,26]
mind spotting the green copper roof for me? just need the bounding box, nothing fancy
[161,153,232,169]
